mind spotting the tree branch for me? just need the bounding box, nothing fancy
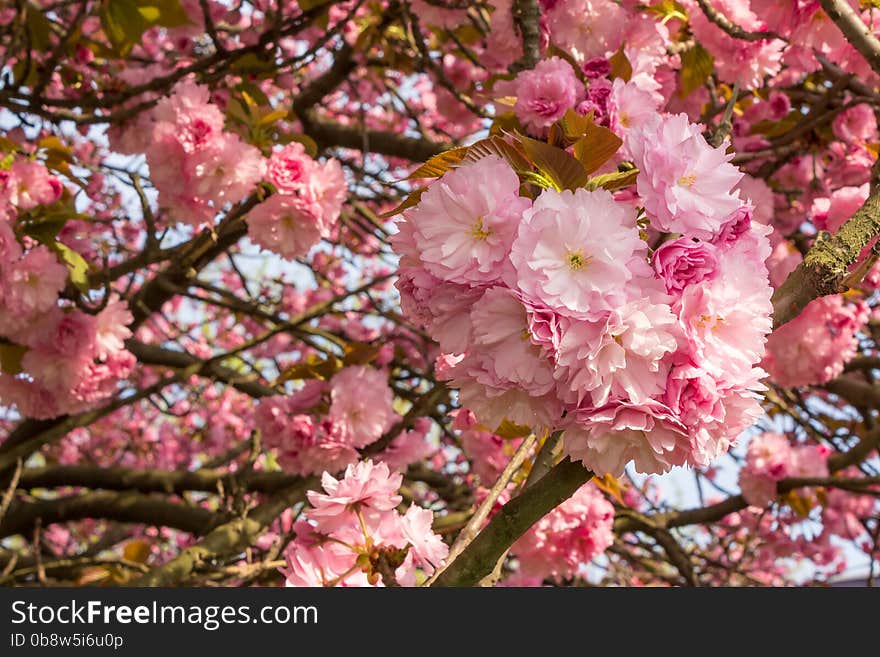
[17,465,302,495]
[0,491,221,539]
[510,0,541,73]
[819,0,880,78]
[431,457,591,586]
[130,479,316,586]
[771,187,880,328]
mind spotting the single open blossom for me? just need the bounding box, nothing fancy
[652,237,718,295]
[248,194,325,260]
[266,142,312,193]
[510,187,644,319]
[398,505,449,573]
[542,0,626,59]
[468,287,556,396]
[94,295,134,359]
[607,76,663,137]
[285,461,445,587]
[554,298,680,407]
[329,366,396,447]
[513,57,585,135]
[0,246,68,335]
[6,159,63,211]
[307,460,403,525]
[629,113,743,239]
[678,230,773,381]
[832,103,877,145]
[407,155,530,285]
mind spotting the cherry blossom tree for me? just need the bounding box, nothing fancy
[1,0,879,588]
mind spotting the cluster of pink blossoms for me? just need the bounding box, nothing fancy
[121,81,346,260]
[138,81,265,227]
[511,482,614,582]
[738,432,830,508]
[282,460,448,586]
[255,365,431,476]
[395,111,773,476]
[248,142,346,260]
[0,158,135,419]
[763,295,868,388]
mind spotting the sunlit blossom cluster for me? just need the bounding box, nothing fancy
[395,110,773,476]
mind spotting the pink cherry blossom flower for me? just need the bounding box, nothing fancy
[398,505,448,573]
[513,57,585,135]
[307,460,403,524]
[7,159,63,211]
[266,142,312,194]
[564,400,691,475]
[247,194,325,260]
[652,237,718,294]
[329,366,396,448]
[95,295,134,358]
[510,187,644,319]
[629,113,743,239]
[407,155,530,285]
[763,295,868,387]
[513,482,614,579]
[468,287,556,396]
[554,298,680,406]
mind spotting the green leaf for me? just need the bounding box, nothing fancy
[463,135,531,172]
[298,0,333,10]
[21,216,68,244]
[342,342,381,366]
[609,46,632,82]
[572,122,623,175]
[407,146,469,180]
[135,0,191,26]
[101,0,149,56]
[586,167,639,191]
[52,242,91,293]
[644,0,689,23]
[494,419,532,440]
[518,170,555,190]
[548,108,593,148]
[0,136,20,155]
[519,136,589,191]
[26,8,53,51]
[285,133,319,157]
[39,136,75,176]
[489,111,524,137]
[378,186,427,219]
[0,343,27,375]
[679,43,714,97]
[275,354,341,383]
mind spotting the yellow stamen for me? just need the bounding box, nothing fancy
[469,216,491,241]
[568,249,588,270]
[678,173,698,187]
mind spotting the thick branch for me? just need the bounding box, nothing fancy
[130,479,316,586]
[0,491,221,539]
[771,188,880,328]
[819,0,880,78]
[432,457,591,587]
[17,466,301,495]
[510,0,541,73]
[127,341,278,398]
[304,116,447,161]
